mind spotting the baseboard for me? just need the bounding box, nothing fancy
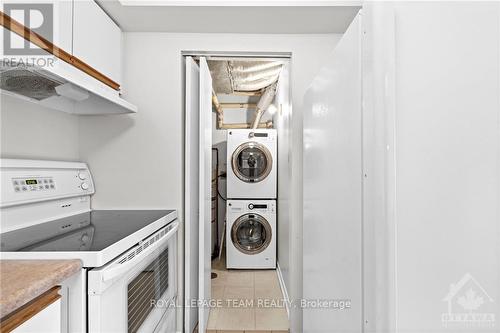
[276,262,290,318]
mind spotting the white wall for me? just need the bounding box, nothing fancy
[0,94,80,161]
[363,2,500,332]
[78,32,342,332]
[393,3,500,332]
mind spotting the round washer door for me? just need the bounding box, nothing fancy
[231,213,272,255]
[232,142,273,183]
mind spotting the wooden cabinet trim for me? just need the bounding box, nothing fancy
[0,286,61,333]
[0,11,120,91]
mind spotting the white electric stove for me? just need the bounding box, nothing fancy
[0,159,178,333]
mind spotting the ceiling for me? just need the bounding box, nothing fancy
[208,60,283,93]
[96,1,361,33]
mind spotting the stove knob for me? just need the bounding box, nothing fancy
[81,182,89,190]
[78,172,87,180]
[81,234,90,242]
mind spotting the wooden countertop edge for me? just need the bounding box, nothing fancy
[0,259,82,319]
[0,286,61,333]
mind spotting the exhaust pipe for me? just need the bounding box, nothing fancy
[251,83,277,129]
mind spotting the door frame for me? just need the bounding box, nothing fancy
[182,50,291,333]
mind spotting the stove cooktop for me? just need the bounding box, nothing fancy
[1,210,176,256]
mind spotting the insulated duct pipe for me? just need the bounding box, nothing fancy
[251,83,277,129]
[212,91,223,129]
[219,121,273,129]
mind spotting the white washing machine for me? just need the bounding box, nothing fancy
[227,129,277,199]
[226,199,276,269]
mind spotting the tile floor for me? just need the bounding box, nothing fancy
[206,257,289,333]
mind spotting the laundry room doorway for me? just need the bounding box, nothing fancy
[184,52,292,333]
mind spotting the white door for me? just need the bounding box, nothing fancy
[198,57,213,333]
[185,56,213,333]
[303,12,363,332]
[184,56,200,333]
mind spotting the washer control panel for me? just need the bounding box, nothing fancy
[228,200,276,214]
[248,203,270,210]
[12,177,56,192]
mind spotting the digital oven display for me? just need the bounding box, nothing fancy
[25,179,37,185]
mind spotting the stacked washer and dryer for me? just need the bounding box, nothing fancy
[226,129,277,269]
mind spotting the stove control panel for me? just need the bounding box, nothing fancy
[0,159,95,208]
[12,177,56,192]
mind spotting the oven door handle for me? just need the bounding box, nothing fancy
[101,221,179,282]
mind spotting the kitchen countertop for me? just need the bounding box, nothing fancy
[0,260,82,318]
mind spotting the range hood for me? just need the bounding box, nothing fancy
[0,60,137,115]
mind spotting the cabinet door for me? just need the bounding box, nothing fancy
[73,0,122,85]
[52,0,73,52]
[303,12,362,333]
[12,299,61,333]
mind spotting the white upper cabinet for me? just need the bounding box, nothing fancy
[52,0,73,53]
[73,0,122,86]
[1,0,135,114]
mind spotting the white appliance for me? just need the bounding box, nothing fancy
[226,129,277,199]
[87,223,177,333]
[0,159,178,333]
[226,199,276,269]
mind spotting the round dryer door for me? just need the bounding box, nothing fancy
[232,142,272,183]
[231,213,272,255]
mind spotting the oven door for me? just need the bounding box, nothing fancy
[88,221,178,333]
